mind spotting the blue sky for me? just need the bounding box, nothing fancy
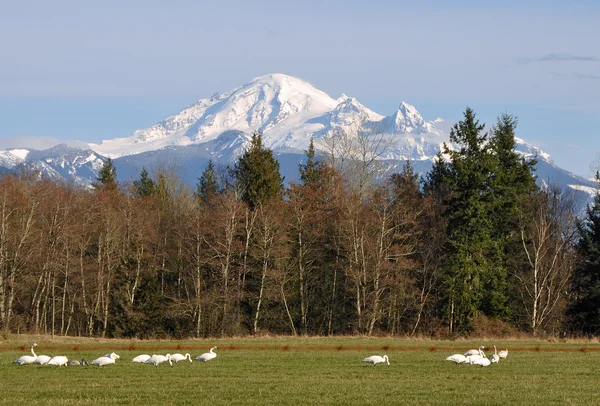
[1,0,598,177]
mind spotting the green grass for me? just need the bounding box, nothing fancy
[1,337,599,405]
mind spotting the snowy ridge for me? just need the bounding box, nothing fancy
[0,73,595,200]
[0,149,29,168]
[89,73,450,160]
[0,144,106,187]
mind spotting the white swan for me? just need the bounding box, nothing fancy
[103,352,120,360]
[498,349,508,359]
[132,354,151,363]
[67,358,88,366]
[91,354,117,367]
[491,345,500,364]
[47,355,69,367]
[363,355,390,366]
[445,354,468,364]
[196,347,217,362]
[170,353,192,363]
[13,343,38,365]
[466,347,486,364]
[464,346,485,356]
[144,354,173,368]
[34,354,52,365]
[472,356,491,367]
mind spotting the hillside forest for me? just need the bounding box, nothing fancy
[1,109,599,339]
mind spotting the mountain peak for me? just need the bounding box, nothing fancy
[249,73,308,86]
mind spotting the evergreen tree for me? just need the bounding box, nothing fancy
[299,138,324,187]
[233,131,284,210]
[568,172,600,335]
[422,152,451,205]
[133,167,156,197]
[196,160,220,203]
[93,158,118,191]
[440,108,495,333]
[390,160,419,196]
[486,114,537,319]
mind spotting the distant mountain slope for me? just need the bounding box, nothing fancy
[0,144,105,187]
[0,73,596,203]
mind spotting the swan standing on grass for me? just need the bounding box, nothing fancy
[491,346,500,364]
[13,343,38,365]
[92,352,119,367]
[144,354,173,368]
[498,349,508,359]
[132,354,151,363]
[363,355,390,366]
[170,353,192,363]
[196,347,217,362]
[445,354,468,364]
[47,355,69,367]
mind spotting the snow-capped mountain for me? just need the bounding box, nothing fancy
[0,144,105,187]
[0,73,597,201]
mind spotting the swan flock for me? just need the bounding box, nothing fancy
[12,342,509,370]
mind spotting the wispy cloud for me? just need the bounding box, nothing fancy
[550,72,600,81]
[517,53,598,65]
[574,73,600,81]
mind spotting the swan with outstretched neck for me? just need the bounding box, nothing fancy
[196,347,217,362]
[13,343,38,365]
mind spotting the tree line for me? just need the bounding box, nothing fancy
[1,109,599,338]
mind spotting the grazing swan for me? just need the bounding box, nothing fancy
[103,352,120,360]
[363,355,390,366]
[67,358,88,366]
[34,354,52,365]
[170,353,192,363]
[91,353,118,367]
[498,349,508,359]
[472,356,491,367]
[445,354,468,364]
[13,343,38,365]
[464,346,485,356]
[196,347,217,363]
[466,347,486,364]
[132,354,152,363]
[144,354,173,368]
[491,345,500,364]
[47,355,69,367]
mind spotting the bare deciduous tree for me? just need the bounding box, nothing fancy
[516,185,578,333]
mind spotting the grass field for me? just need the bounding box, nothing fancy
[1,336,599,405]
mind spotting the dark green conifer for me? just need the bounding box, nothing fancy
[93,157,118,191]
[133,167,156,197]
[233,131,284,210]
[568,173,600,335]
[196,160,220,203]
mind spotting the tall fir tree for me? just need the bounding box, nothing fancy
[299,138,324,187]
[133,167,156,197]
[233,131,284,210]
[440,108,496,333]
[93,158,118,192]
[486,114,538,319]
[196,160,220,203]
[567,172,600,335]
